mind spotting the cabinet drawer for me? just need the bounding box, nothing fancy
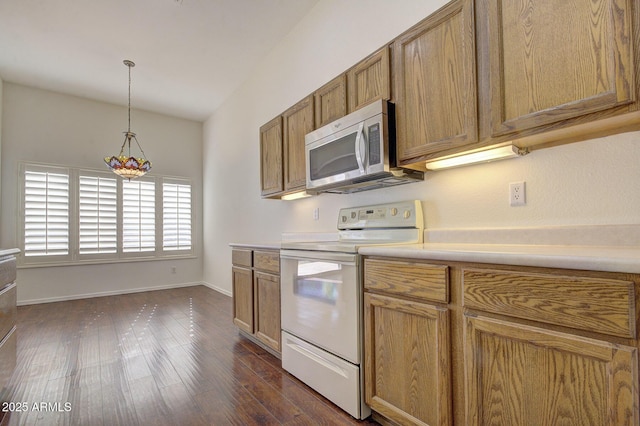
[0,257,16,288]
[253,250,280,274]
[463,268,636,338]
[0,283,16,342]
[232,249,252,267]
[0,326,16,391]
[364,259,449,303]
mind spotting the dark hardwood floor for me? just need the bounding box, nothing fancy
[0,285,379,425]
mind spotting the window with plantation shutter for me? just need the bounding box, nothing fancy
[23,167,70,257]
[79,174,117,255]
[20,162,194,266]
[122,179,156,253]
[163,181,192,251]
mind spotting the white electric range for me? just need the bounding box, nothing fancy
[279,200,424,419]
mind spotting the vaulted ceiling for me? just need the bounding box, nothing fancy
[0,0,319,121]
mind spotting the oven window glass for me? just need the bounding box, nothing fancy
[294,261,340,305]
[309,132,359,181]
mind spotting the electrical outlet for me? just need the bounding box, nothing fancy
[313,207,320,221]
[509,181,526,206]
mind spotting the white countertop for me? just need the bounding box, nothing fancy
[231,225,640,274]
[0,248,20,258]
[359,243,640,274]
[229,242,281,250]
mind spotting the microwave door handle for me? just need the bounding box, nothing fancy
[354,122,366,173]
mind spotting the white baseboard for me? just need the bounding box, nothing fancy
[17,281,205,306]
[201,281,232,297]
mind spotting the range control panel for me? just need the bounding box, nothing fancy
[337,200,423,230]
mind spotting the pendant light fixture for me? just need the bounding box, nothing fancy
[104,59,152,179]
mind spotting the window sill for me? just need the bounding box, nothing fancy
[18,253,198,269]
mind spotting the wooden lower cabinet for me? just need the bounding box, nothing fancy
[0,250,18,394]
[364,256,640,425]
[254,271,280,351]
[364,292,451,426]
[464,314,638,426]
[232,266,253,334]
[231,247,281,355]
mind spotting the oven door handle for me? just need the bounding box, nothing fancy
[280,250,358,264]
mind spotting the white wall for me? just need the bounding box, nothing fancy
[1,83,204,304]
[202,0,640,294]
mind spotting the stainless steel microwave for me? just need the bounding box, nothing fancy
[305,100,423,194]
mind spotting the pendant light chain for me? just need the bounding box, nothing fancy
[128,61,132,133]
[104,59,152,179]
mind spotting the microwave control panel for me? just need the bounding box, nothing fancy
[368,123,381,165]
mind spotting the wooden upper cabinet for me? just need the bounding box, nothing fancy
[283,95,314,191]
[394,0,478,165]
[259,116,283,197]
[465,315,639,425]
[348,47,391,113]
[315,74,347,128]
[477,0,637,138]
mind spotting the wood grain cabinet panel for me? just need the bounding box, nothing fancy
[347,47,391,113]
[232,266,253,334]
[365,292,451,426]
[254,271,281,352]
[231,249,252,268]
[394,0,478,165]
[283,95,314,192]
[364,258,449,303]
[314,74,347,128]
[464,314,639,426]
[231,247,281,355]
[259,116,284,197]
[477,0,637,137]
[462,268,636,338]
[253,250,280,274]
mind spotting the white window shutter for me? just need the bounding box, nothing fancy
[24,169,70,256]
[122,180,156,253]
[79,175,117,255]
[163,182,192,251]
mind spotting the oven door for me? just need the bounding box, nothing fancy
[280,250,360,364]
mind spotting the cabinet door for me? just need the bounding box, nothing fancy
[478,0,636,137]
[364,292,451,426]
[464,315,639,425]
[283,95,314,191]
[315,74,347,128]
[259,116,283,197]
[348,47,391,113]
[254,272,281,352]
[232,266,253,334]
[394,0,477,164]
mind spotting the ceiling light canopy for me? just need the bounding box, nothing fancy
[104,60,152,180]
